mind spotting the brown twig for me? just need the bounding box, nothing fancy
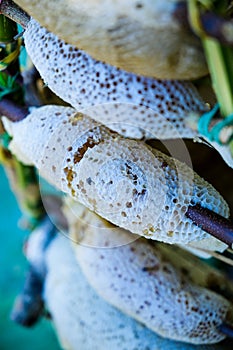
[10,266,44,327]
[0,0,30,29]
[186,204,233,248]
[11,217,56,327]
[218,322,233,339]
[0,97,28,121]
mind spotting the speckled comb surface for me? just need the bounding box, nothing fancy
[63,199,233,345]
[21,20,233,168]
[43,233,232,349]
[23,19,207,141]
[3,105,229,251]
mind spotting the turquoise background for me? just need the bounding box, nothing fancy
[0,166,61,350]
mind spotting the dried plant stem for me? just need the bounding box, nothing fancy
[188,246,233,266]
[227,248,233,255]
[10,266,44,327]
[186,204,233,248]
[218,322,233,339]
[0,0,30,29]
[0,97,28,121]
[11,217,57,327]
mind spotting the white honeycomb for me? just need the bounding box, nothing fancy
[64,199,233,345]
[3,105,229,250]
[43,233,230,349]
[23,19,207,140]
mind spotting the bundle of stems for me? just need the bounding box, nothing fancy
[189,0,233,154]
[0,13,45,228]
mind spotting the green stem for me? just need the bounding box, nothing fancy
[189,0,233,155]
[203,39,233,117]
[202,30,233,156]
[0,14,45,228]
[0,14,17,41]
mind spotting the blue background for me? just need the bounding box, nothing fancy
[0,166,61,350]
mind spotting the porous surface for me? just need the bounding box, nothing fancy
[65,200,233,345]
[45,235,168,350]
[3,105,229,250]
[43,234,231,349]
[2,105,75,167]
[16,0,208,79]
[24,19,207,140]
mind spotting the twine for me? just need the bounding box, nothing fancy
[198,104,233,144]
